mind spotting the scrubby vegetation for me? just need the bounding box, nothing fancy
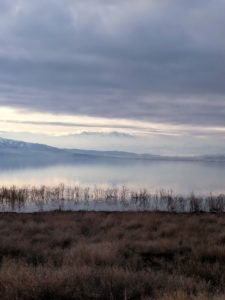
[0,212,225,299]
[1,184,225,213]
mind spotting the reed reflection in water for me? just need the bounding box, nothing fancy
[1,185,225,213]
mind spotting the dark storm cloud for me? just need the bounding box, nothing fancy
[0,0,225,126]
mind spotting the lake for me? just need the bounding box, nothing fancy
[0,159,225,195]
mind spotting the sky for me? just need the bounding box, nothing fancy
[0,0,225,155]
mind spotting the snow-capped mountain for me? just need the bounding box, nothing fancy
[0,137,69,168]
[0,137,159,160]
[0,137,225,170]
[0,137,57,151]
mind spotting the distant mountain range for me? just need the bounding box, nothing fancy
[0,137,225,169]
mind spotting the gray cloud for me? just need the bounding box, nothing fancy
[0,0,225,126]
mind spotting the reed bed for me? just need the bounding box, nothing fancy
[0,184,225,213]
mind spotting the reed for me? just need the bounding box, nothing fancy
[0,185,225,213]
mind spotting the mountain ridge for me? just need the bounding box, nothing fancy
[0,137,225,165]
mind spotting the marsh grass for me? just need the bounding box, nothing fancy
[0,212,225,299]
[0,185,225,213]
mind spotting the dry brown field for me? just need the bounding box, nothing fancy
[0,211,225,299]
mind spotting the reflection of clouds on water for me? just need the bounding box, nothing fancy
[0,160,225,195]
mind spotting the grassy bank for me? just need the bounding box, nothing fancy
[0,211,225,299]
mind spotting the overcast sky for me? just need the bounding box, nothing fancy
[0,0,225,155]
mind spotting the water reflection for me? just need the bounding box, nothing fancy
[1,185,225,213]
[0,159,225,194]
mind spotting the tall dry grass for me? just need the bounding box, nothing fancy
[0,212,225,299]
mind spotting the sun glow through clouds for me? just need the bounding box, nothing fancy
[0,106,225,139]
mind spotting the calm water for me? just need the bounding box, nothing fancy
[0,159,225,195]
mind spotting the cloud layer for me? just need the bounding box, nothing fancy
[0,0,225,128]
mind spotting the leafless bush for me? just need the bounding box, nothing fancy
[207,194,225,212]
[190,193,202,213]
